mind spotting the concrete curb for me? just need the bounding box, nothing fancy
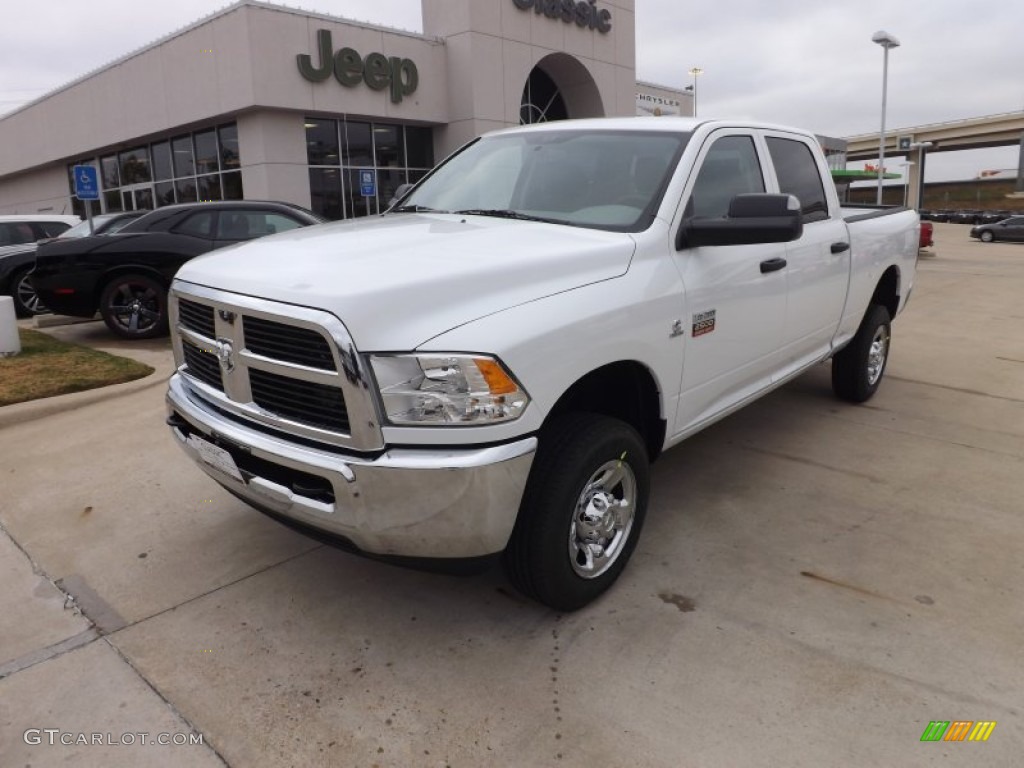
[32,314,99,329]
[0,366,173,430]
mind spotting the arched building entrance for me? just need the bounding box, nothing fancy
[520,53,604,125]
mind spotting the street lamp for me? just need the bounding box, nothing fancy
[688,67,704,117]
[872,30,900,205]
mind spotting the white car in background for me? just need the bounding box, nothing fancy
[0,214,81,250]
[0,214,81,315]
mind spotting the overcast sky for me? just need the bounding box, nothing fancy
[2,0,1022,181]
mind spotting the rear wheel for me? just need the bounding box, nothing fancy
[10,267,47,317]
[832,304,891,403]
[980,230,994,243]
[504,413,650,611]
[99,274,168,339]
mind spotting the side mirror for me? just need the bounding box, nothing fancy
[676,193,803,250]
[386,182,415,210]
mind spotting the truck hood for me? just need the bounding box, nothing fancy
[176,213,636,349]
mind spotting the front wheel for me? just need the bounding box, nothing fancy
[503,413,650,611]
[980,230,994,243]
[832,304,891,403]
[99,274,168,339]
[10,267,48,317]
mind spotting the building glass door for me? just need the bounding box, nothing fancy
[121,185,155,211]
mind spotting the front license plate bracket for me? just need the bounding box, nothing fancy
[188,434,245,483]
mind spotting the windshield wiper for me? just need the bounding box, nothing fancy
[391,204,449,213]
[454,208,561,224]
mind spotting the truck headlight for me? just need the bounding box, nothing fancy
[370,354,529,425]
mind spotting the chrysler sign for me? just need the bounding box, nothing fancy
[512,0,612,34]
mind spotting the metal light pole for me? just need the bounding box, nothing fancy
[688,67,703,117]
[872,30,900,205]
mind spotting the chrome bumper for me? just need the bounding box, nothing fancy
[166,374,536,558]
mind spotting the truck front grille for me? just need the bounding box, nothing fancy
[170,285,381,450]
[243,315,337,371]
[249,369,349,432]
[181,341,223,391]
[178,298,216,339]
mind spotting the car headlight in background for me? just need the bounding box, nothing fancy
[370,354,529,425]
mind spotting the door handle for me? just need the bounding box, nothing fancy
[759,257,787,274]
[831,241,850,254]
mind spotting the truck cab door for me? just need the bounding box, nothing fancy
[670,132,787,437]
[763,133,851,377]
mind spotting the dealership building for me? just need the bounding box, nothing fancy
[0,0,695,220]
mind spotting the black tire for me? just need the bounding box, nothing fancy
[980,231,994,243]
[832,304,892,403]
[99,273,168,339]
[9,266,48,317]
[503,413,650,611]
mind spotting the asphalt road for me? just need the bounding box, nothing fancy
[1,222,1021,767]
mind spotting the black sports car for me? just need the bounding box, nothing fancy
[32,201,324,338]
[0,211,144,317]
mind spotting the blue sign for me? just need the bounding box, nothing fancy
[73,165,99,200]
[359,169,375,197]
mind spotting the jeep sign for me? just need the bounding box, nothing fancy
[297,29,419,104]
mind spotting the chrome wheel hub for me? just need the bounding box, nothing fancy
[569,459,637,579]
[867,326,889,386]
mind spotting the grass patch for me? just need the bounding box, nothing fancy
[0,329,155,407]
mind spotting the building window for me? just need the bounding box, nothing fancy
[152,142,174,181]
[193,130,219,175]
[305,119,339,166]
[103,190,122,213]
[155,181,176,207]
[343,121,374,167]
[309,167,343,220]
[197,174,222,202]
[119,147,152,185]
[406,127,433,169]
[67,122,242,214]
[219,124,240,170]
[176,178,198,203]
[521,68,568,124]
[100,156,120,189]
[222,171,243,200]
[172,135,196,177]
[305,118,434,221]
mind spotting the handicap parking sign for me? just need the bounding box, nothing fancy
[74,165,99,200]
[359,169,375,197]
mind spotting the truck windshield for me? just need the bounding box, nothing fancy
[397,129,691,233]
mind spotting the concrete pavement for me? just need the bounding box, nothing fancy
[1,223,1021,766]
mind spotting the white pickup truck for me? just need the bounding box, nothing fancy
[165,118,919,610]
